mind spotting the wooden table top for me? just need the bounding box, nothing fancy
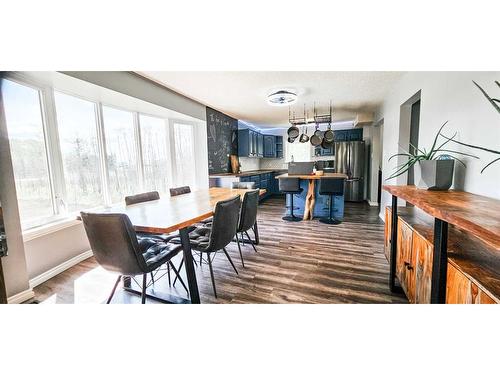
[275,172,348,180]
[82,187,265,234]
[383,185,500,249]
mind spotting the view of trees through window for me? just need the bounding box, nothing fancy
[102,106,139,203]
[140,114,169,194]
[1,76,201,229]
[173,122,196,188]
[2,79,54,227]
[54,92,104,213]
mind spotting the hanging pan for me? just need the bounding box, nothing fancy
[324,123,334,142]
[299,126,309,143]
[287,136,296,143]
[310,124,322,146]
[321,136,334,149]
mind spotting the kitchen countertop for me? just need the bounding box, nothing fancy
[209,169,287,178]
[275,172,348,179]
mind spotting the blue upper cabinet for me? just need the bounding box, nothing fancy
[263,135,276,158]
[240,129,282,158]
[314,128,363,157]
[257,133,264,157]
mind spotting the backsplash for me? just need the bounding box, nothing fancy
[239,157,260,171]
[260,158,288,170]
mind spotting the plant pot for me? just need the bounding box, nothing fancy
[415,159,455,190]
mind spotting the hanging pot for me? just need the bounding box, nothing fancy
[287,125,299,139]
[310,124,322,146]
[287,136,296,143]
[324,123,334,142]
[321,136,334,149]
[299,126,309,143]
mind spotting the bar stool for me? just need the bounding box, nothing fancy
[318,178,345,225]
[279,178,303,222]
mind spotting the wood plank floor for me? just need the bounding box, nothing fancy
[32,197,407,304]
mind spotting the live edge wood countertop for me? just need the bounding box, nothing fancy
[383,185,500,250]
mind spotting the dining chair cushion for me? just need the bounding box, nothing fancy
[138,237,183,269]
[172,226,210,249]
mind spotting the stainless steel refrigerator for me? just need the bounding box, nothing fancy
[335,141,365,202]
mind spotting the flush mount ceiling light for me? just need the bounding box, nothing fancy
[267,90,297,106]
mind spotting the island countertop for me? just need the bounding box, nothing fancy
[209,169,286,178]
[275,172,348,179]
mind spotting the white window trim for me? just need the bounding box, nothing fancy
[2,72,206,238]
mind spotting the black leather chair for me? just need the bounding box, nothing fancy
[173,196,241,298]
[318,178,345,225]
[235,190,260,266]
[80,212,187,304]
[231,181,256,189]
[279,178,303,221]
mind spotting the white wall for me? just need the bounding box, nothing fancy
[380,72,500,215]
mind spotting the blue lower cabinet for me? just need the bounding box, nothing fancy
[285,180,344,220]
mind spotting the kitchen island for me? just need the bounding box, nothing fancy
[275,173,348,220]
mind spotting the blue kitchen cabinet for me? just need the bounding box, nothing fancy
[263,135,276,158]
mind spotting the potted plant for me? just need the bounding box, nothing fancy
[442,81,500,173]
[387,122,478,190]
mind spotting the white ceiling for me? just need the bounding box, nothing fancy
[140,71,406,128]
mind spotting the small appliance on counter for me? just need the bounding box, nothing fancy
[288,162,315,175]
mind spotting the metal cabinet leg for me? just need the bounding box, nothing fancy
[389,195,399,292]
[431,218,448,304]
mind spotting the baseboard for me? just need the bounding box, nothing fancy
[367,200,379,207]
[29,249,93,289]
[8,288,35,304]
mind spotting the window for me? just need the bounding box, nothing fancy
[1,79,55,228]
[54,92,104,213]
[102,106,139,203]
[139,114,169,194]
[172,122,196,188]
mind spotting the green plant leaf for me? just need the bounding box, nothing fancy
[431,131,457,158]
[408,142,426,156]
[388,153,412,162]
[442,134,500,155]
[428,121,449,157]
[481,157,500,173]
[386,156,423,180]
[435,149,479,159]
[496,80,500,89]
[473,80,500,114]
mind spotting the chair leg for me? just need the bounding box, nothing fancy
[107,275,122,304]
[173,257,184,286]
[319,195,341,225]
[169,261,189,295]
[206,252,217,298]
[245,231,257,252]
[222,247,239,275]
[236,235,245,267]
[141,274,147,304]
[150,272,155,284]
[167,262,171,287]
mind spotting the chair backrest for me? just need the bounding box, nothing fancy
[238,190,259,232]
[125,191,160,206]
[169,186,191,197]
[80,212,146,275]
[279,177,300,193]
[231,181,256,189]
[319,178,345,196]
[207,195,241,251]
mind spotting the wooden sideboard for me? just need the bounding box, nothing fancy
[384,206,499,304]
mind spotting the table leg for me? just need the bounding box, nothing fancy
[180,226,200,304]
[431,218,448,304]
[303,179,316,220]
[389,195,399,293]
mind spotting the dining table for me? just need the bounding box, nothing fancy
[81,187,266,304]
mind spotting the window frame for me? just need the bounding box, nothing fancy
[2,72,204,233]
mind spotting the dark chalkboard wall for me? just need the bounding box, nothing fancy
[206,107,238,174]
